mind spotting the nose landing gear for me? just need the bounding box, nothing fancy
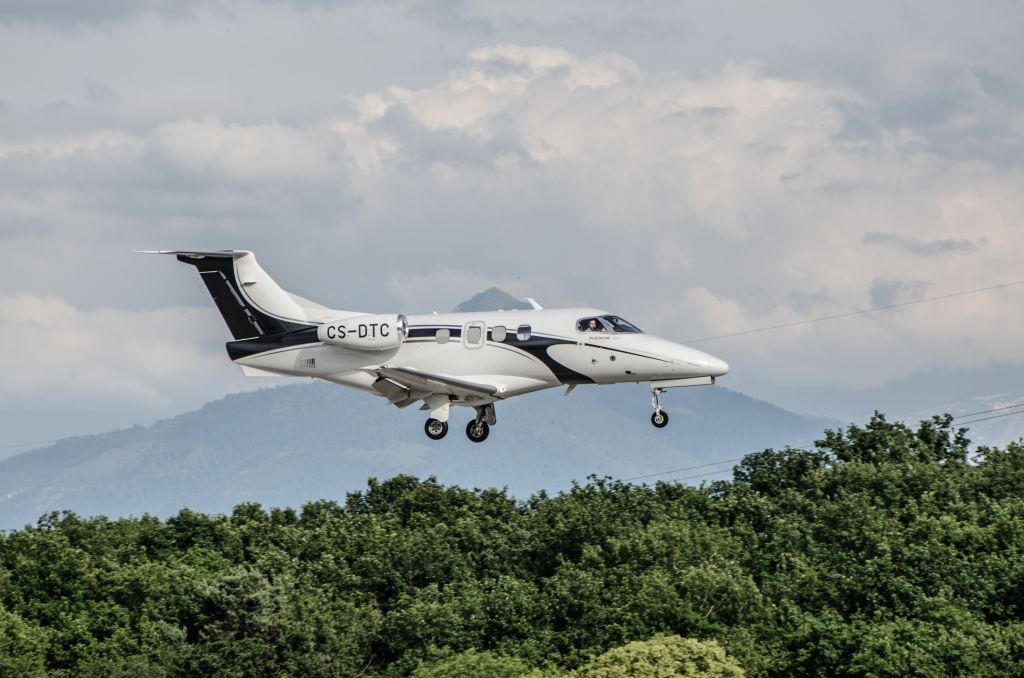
[650,387,669,428]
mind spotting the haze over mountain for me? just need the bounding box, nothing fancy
[0,286,835,529]
[4,286,1016,531]
[0,380,831,531]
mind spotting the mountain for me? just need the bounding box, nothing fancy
[749,363,1024,446]
[0,381,833,530]
[452,287,532,312]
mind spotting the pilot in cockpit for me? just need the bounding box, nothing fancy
[585,318,603,332]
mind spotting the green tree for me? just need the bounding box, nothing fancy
[410,647,543,678]
[571,635,744,677]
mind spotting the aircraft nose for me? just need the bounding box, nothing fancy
[681,347,729,377]
[703,354,730,377]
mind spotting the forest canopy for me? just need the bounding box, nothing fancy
[2,413,1023,676]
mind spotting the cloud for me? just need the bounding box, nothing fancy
[863,231,978,256]
[868,278,929,307]
[149,116,342,184]
[0,0,205,28]
[1,41,1023,411]
[0,292,253,410]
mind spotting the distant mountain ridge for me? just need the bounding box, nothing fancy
[0,381,834,530]
[0,288,836,530]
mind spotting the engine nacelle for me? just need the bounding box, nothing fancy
[317,314,408,351]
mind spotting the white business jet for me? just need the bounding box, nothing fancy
[145,250,729,442]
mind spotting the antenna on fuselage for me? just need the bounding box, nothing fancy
[527,298,543,310]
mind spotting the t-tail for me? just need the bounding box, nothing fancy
[139,250,345,339]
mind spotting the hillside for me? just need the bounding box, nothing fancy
[0,381,830,530]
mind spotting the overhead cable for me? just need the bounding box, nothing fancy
[684,279,1024,344]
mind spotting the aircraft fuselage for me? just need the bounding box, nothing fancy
[232,307,729,403]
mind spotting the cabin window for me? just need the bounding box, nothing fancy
[516,324,532,341]
[491,325,507,342]
[435,328,450,344]
[464,322,485,348]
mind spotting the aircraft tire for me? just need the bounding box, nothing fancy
[466,420,490,443]
[425,418,448,440]
[651,411,669,428]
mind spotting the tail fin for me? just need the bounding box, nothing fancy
[141,250,329,340]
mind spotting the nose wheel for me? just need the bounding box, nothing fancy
[650,387,669,428]
[424,418,448,440]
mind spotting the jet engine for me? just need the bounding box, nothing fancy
[318,314,408,351]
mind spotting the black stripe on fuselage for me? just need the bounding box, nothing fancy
[226,327,321,361]
[407,325,594,385]
[228,324,597,386]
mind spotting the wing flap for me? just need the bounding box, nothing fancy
[373,366,499,405]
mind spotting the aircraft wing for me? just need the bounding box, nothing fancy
[371,366,499,408]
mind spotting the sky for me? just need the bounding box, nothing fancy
[2,0,1023,448]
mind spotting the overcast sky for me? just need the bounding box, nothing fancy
[2,0,1023,446]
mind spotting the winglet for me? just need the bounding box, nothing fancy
[527,298,543,310]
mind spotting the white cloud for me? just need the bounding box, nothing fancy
[0,129,141,160]
[150,116,341,184]
[1,39,1023,419]
[324,46,1024,390]
[0,293,255,410]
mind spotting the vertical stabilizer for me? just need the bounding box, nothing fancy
[141,250,315,339]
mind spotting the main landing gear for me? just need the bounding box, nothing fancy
[466,419,490,443]
[423,403,496,442]
[424,418,448,440]
[650,387,669,428]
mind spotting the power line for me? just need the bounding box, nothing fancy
[665,468,734,484]
[684,279,1024,344]
[621,458,744,482]
[5,400,1024,463]
[951,402,1024,421]
[627,409,1024,486]
[622,444,821,483]
[956,408,1024,427]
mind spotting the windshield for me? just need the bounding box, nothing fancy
[576,315,643,333]
[602,315,642,333]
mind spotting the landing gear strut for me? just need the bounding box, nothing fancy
[466,404,496,442]
[650,388,669,428]
[424,418,448,440]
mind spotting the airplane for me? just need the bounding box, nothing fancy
[143,250,729,442]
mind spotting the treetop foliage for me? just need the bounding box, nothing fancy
[2,413,1023,676]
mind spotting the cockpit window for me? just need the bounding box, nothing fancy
[602,315,642,333]
[576,316,643,333]
[577,317,609,332]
